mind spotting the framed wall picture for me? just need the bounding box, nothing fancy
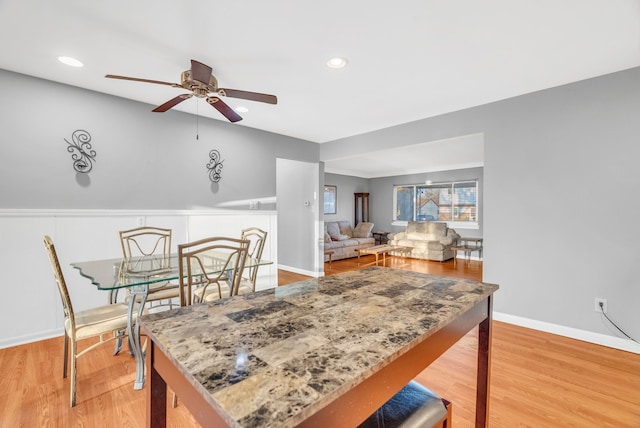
[324,185,337,214]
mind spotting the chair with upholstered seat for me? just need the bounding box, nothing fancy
[116,226,180,309]
[238,227,267,292]
[180,236,250,305]
[218,227,267,296]
[358,381,451,428]
[43,235,140,407]
[169,236,249,408]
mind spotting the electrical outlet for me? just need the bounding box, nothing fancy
[594,298,607,313]
[137,216,145,227]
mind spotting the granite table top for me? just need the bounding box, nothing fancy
[140,266,498,427]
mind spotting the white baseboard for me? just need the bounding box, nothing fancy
[277,264,322,278]
[494,312,640,354]
[0,328,63,350]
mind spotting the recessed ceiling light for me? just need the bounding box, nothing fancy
[326,57,348,69]
[58,56,83,67]
[235,106,249,113]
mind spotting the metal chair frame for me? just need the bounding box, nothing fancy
[116,226,180,309]
[44,235,133,407]
[179,236,250,306]
[238,227,268,293]
[218,227,268,296]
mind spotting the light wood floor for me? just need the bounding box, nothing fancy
[1,256,639,427]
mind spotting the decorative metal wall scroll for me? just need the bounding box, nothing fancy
[64,129,96,173]
[206,149,224,182]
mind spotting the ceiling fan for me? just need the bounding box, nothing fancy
[105,60,277,122]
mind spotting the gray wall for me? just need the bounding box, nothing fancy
[323,173,369,226]
[321,67,640,343]
[0,69,318,210]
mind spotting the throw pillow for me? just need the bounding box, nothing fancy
[331,234,350,241]
[326,222,341,239]
[324,231,332,243]
[337,221,354,238]
[353,222,374,238]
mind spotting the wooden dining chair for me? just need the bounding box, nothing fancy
[180,236,250,306]
[358,380,451,428]
[117,226,180,309]
[43,235,139,407]
[218,227,268,296]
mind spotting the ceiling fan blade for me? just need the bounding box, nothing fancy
[206,97,242,122]
[105,74,179,87]
[218,88,278,105]
[191,60,213,85]
[152,94,192,112]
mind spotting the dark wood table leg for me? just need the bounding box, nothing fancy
[475,296,493,427]
[147,341,167,428]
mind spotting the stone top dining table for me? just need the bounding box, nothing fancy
[140,266,499,427]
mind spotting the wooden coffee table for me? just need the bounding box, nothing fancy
[324,250,335,267]
[356,245,411,266]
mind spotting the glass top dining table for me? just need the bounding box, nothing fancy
[71,253,272,390]
[72,253,271,291]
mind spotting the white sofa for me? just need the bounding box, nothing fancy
[324,221,375,261]
[388,221,460,261]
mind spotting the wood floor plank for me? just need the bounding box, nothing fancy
[1,255,638,427]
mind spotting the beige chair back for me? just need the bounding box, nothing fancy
[240,227,268,291]
[119,226,172,258]
[117,226,175,304]
[178,236,250,306]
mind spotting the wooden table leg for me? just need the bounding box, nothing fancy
[475,296,493,427]
[146,341,167,428]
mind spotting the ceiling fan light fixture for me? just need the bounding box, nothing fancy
[235,106,249,113]
[58,56,83,67]
[105,59,276,122]
[326,57,348,69]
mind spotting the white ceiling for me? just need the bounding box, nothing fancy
[325,133,484,179]
[1,1,638,177]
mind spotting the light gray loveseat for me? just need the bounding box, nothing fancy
[324,221,375,261]
[388,221,460,261]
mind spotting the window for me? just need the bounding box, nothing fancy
[393,180,478,226]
